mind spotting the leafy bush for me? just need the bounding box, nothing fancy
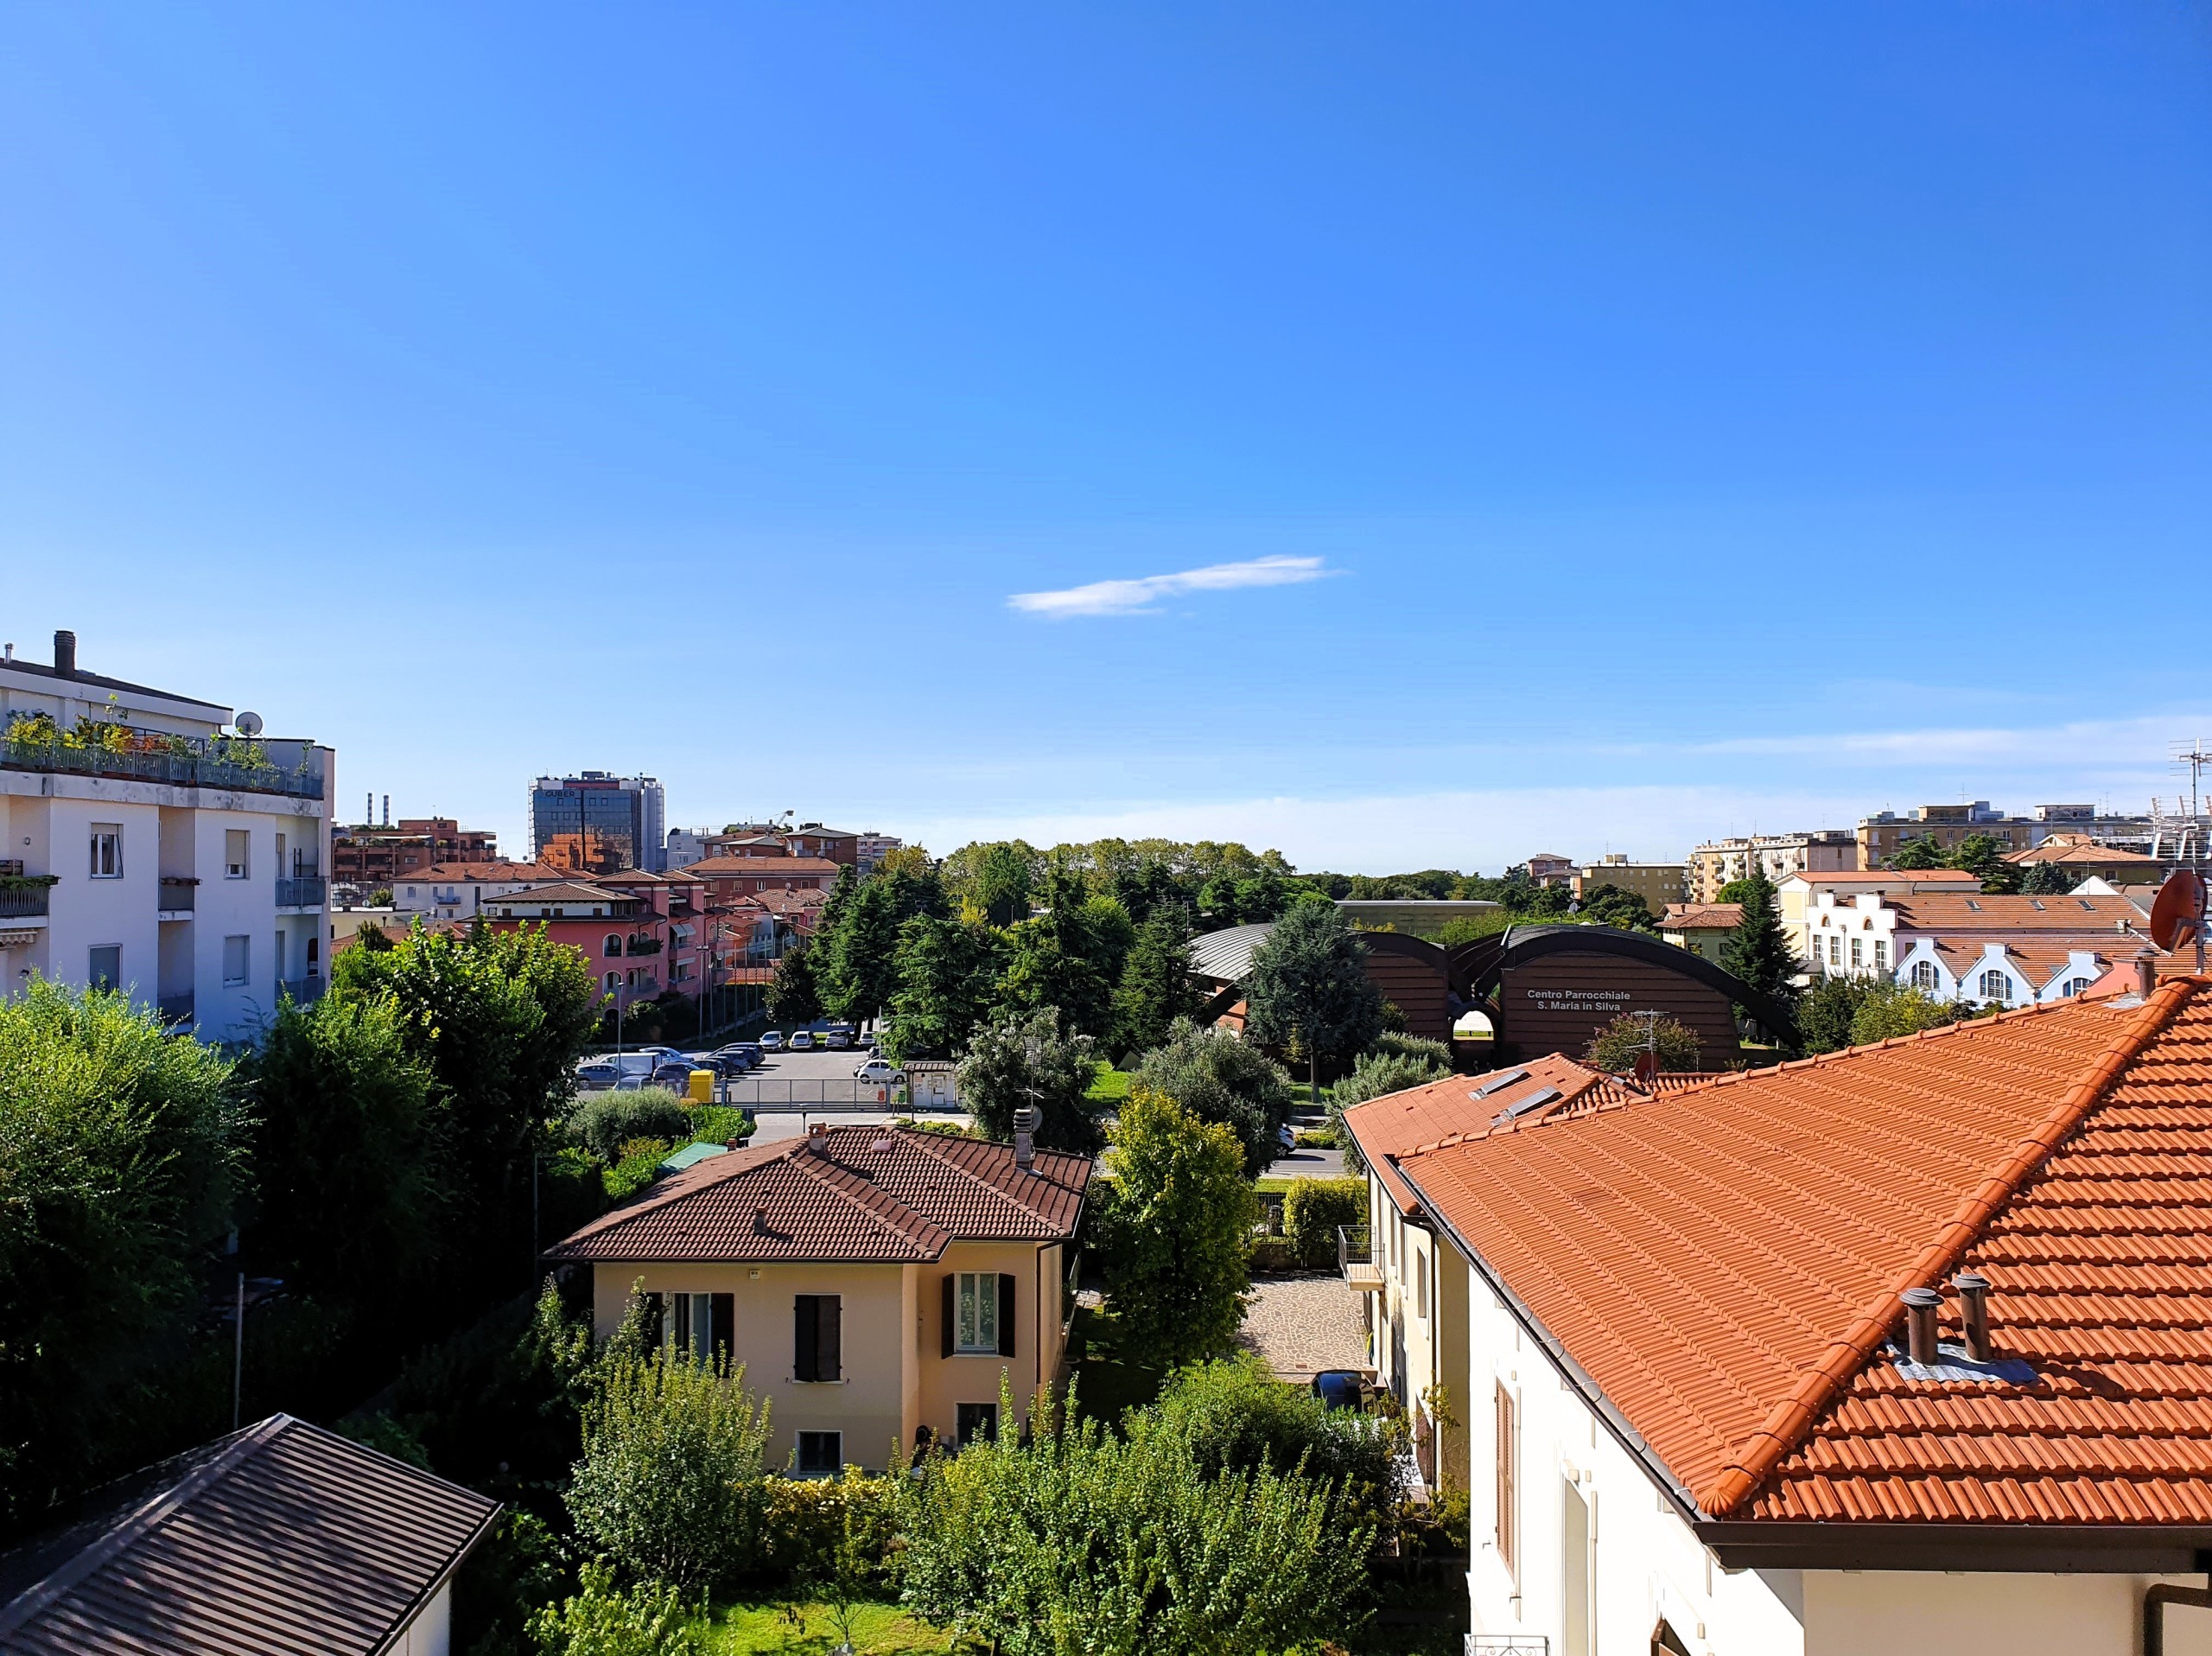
[1586,1012,1702,1073]
[566,1351,773,1591]
[756,1469,899,1589]
[1369,1031,1452,1067]
[1097,1086,1257,1367]
[1151,1354,1404,1525]
[526,1559,705,1656]
[899,1379,1371,1655]
[1327,1048,1452,1174]
[566,1091,692,1162]
[334,1411,431,1468]
[1852,981,1965,1044]
[1249,1235,1296,1274]
[1283,1177,1367,1271]
[956,1005,1103,1152]
[1132,1017,1294,1179]
[456,1509,573,1656]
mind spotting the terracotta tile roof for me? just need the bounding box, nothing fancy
[486,882,644,908]
[686,855,842,877]
[0,1414,497,1654]
[545,1124,1090,1264]
[1891,893,2143,932]
[1394,984,2209,1523]
[1923,937,2140,989]
[1662,902,1743,931]
[400,860,566,882]
[1787,869,1980,886]
[2003,838,2158,867]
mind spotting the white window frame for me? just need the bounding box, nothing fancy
[225,829,251,881]
[1977,968,2010,1002]
[1912,959,1939,990]
[223,934,251,986]
[954,1271,1000,1354]
[89,824,123,879]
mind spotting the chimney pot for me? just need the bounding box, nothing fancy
[1953,1271,1993,1363]
[1013,1105,1037,1172]
[2135,950,2158,997]
[1901,1286,1943,1366]
[52,630,75,679]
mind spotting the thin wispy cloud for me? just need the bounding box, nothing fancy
[1007,554,1331,618]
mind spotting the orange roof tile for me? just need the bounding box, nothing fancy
[1395,983,2209,1523]
[685,855,842,876]
[1891,893,2143,932]
[1662,902,1743,931]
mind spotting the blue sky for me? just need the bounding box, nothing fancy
[3,4,2207,871]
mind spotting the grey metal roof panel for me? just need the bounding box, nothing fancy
[1188,922,1276,984]
[0,1416,498,1655]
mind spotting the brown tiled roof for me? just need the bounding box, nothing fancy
[1789,869,1980,886]
[1890,893,2143,932]
[0,1414,497,1654]
[2002,839,2158,868]
[687,855,842,876]
[1923,936,2139,988]
[486,882,641,908]
[1395,982,2212,1525]
[1662,902,1743,931]
[400,860,566,882]
[546,1124,1090,1264]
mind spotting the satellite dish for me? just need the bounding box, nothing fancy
[234,711,264,736]
[2148,868,2206,952]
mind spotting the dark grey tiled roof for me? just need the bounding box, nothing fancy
[0,1415,499,1654]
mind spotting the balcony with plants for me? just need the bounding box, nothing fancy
[3,712,326,801]
[0,871,58,920]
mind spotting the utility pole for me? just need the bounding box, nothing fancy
[232,1271,245,1431]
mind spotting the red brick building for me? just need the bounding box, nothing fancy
[332,818,499,889]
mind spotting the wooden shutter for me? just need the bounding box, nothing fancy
[818,1296,842,1381]
[1495,1383,1517,1576]
[642,1292,666,1350]
[710,1294,734,1370]
[794,1296,820,1381]
[941,1273,956,1358]
[997,1273,1016,1357]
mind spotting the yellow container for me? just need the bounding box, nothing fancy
[688,1068,714,1104]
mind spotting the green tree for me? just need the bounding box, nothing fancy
[525,1560,706,1656]
[245,994,436,1325]
[899,1377,1370,1656]
[765,939,823,1027]
[994,869,1128,1038]
[817,873,903,1028]
[1714,877,1762,906]
[1717,872,1799,1029]
[1100,1086,1256,1366]
[1132,1018,1294,1179]
[2018,859,2072,895]
[1850,981,1962,1044]
[882,915,1003,1060]
[954,1006,1104,1153]
[1584,1012,1703,1073]
[959,841,1037,927]
[1153,1353,1402,1521]
[1109,902,1203,1059]
[1948,831,2021,893]
[1796,973,1872,1055]
[0,981,245,1536]
[1242,901,1386,1099]
[1891,834,1949,869]
[1578,883,1657,931]
[566,1348,774,1592]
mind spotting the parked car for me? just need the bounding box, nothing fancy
[719,1042,763,1067]
[609,1052,660,1080]
[711,1048,756,1073]
[652,1060,698,1090]
[854,1060,906,1085]
[1277,1123,1299,1154]
[789,1030,816,1051]
[613,1073,645,1092]
[1311,1371,1364,1411]
[825,1029,852,1050]
[760,1030,785,1051]
[575,1060,621,1092]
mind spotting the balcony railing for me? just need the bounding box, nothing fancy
[1339,1224,1382,1291]
[277,977,326,1005]
[626,937,664,956]
[275,875,327,908]
[1468,1638,1548,1655]
[158,877,197,914]
[2,731,325,801]
[0,880,54,919]
[156,993,195,1026]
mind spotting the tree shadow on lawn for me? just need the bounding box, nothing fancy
[1064,1303,1166,1427]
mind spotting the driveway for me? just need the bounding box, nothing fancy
[1238,1273,1371,1382]
[1266,1142,1347,1179]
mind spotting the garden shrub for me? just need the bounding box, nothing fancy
[1327,1048,1452,1173]
[1249,1235,1296,1275]
[566,1350,773,1591]
[1151,1354,1403,1528]
[899,1380,1371,1655]
[756,1469,899,1589]
[454,1509,572,1656]
[565,1091,692,1162]
[1283,1177,1367,1270]
[1369,1031,1451,1067]
[525,1559,705,1656]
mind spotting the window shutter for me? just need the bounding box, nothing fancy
[642,1292,666,1350]
[820,1296,842,1381]
[711,1294,734,1370]
[997,1273,1016,1357]
[794,1296,819,1382]
[941,1274,956,1359]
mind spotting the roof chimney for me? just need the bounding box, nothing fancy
[2136,949,2158,998]
[1013,1105,1037,1173]
[1901,1286,1942,1366]
[1953,1271,1993,1364]
[52,630,75,679]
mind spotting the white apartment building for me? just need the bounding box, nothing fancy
[1684,831,1857,903]
[0,631,333,1042]
[1803,887,2148,1008]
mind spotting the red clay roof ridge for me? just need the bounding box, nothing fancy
[1700,975,2202,1519]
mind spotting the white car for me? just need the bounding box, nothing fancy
[854,1060,906,1085]
[790,1030,816,1051]
[760,1030,785,1051]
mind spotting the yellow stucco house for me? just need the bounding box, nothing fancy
[545,1122,1091,1474]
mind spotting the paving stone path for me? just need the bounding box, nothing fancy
[1238,1271,1370,1381]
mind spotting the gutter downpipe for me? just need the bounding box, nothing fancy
[2145,1581,2212,1656]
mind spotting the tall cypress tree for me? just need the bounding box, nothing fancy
[1719,871,1799,1028]
[1110,902,1203,1060]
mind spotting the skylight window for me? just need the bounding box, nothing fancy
[1492,1086,1561,1125]
[1471,1069,1530,1099]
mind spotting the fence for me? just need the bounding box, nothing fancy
[720,1079,912,1110]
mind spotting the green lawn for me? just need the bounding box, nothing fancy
[1063,1303,1164,1424]
[1084,1063,1132,1104]
[699,1599,961,1653]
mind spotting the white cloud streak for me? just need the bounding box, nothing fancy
[1007,554,1331,618]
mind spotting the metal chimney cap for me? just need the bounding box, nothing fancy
[1900,1286,1943,1309]
[1953,1272,1990,1292]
